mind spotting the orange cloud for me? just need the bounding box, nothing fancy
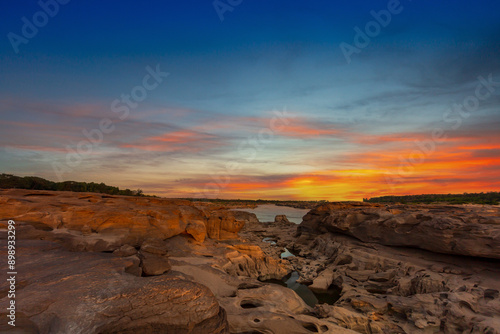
[277,122,342,138]
[235,116,345,139]
[121,130,220,152]
[174,131,500,201]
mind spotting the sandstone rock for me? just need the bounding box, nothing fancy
[274,214,290,224]
[0,238,228,333]
[113,244,137,257]
[309,270,335,291]
[0,189,245,245]
[206,210,246,240]
[223,244,291,280]
[124,255,143,277]
[186,220,207,242]
[139,251,171,276]
[242,203,500,334]
[294,232,500,333]
[231,210,259,224]
[140,238,168,255]
[165,235,357,334]
[298,202,500,259]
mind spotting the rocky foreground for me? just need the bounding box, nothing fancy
[242,202,500,333]
[0,190,352,333]
[0,190,499,333]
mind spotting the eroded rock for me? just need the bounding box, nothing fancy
[0,238,228,334]
[0,189,246,248]
[298,202,500,259]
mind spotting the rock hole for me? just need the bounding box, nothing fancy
[237,282,261,290]
[484,289,499,300]
[320,325,328,332]
[29,222,54,231]
[253,318,260,323]
[240,301,261,309]
[23,193,56,197]
[302,323,319,332]
[459,300,474,312]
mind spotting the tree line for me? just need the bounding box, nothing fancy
[364,192,500,205]
[0,174,145,197]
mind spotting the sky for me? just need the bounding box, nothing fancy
[1,0,500,200]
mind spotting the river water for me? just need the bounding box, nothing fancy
[240,205,341,306]
[264,271,341,307]
[238,204,310,224]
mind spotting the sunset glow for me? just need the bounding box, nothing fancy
[1,1,499,200]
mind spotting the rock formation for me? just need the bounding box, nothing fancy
[239,201,500,333]
[0,189,247,249]
[298,202,500,259]
[275,214,291,224]
[2,190,499,333]
[1,190,356,333]
[223,244,290,280]
[0,238,228,334]
[291,203,500,333]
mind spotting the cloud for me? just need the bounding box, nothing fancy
[121,129,224,153]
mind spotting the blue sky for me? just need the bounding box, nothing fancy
[1,0,500,199]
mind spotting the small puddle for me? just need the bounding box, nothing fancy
[262,237,276,245]
[264,271,341,307]
[261,238,295,259]
[280,248,295,259]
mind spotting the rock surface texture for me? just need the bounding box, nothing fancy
[2,189,499,333]
[0,238,228,334]
[291,203,500,333]
[0,189,246,249]
[298,202,500,259]
[0,190,355,333]
[240,202,500,333]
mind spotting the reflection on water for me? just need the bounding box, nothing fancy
[280,248,295,259]
[262,238,294,259]
[260,236,340,307]
[262,237,276,245]
[264,271,341,307]
[239,204,310,224]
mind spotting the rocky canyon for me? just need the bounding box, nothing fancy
[1,189,499,333]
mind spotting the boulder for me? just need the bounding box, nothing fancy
[139,239,171,276]
[232,210,259,224]
[206,210,246,240]
[223,244,291,280]
[139,251,171,276]
[113,244,137,257]
[275,214,290,224]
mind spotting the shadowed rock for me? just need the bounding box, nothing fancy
[0,238,228,334]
